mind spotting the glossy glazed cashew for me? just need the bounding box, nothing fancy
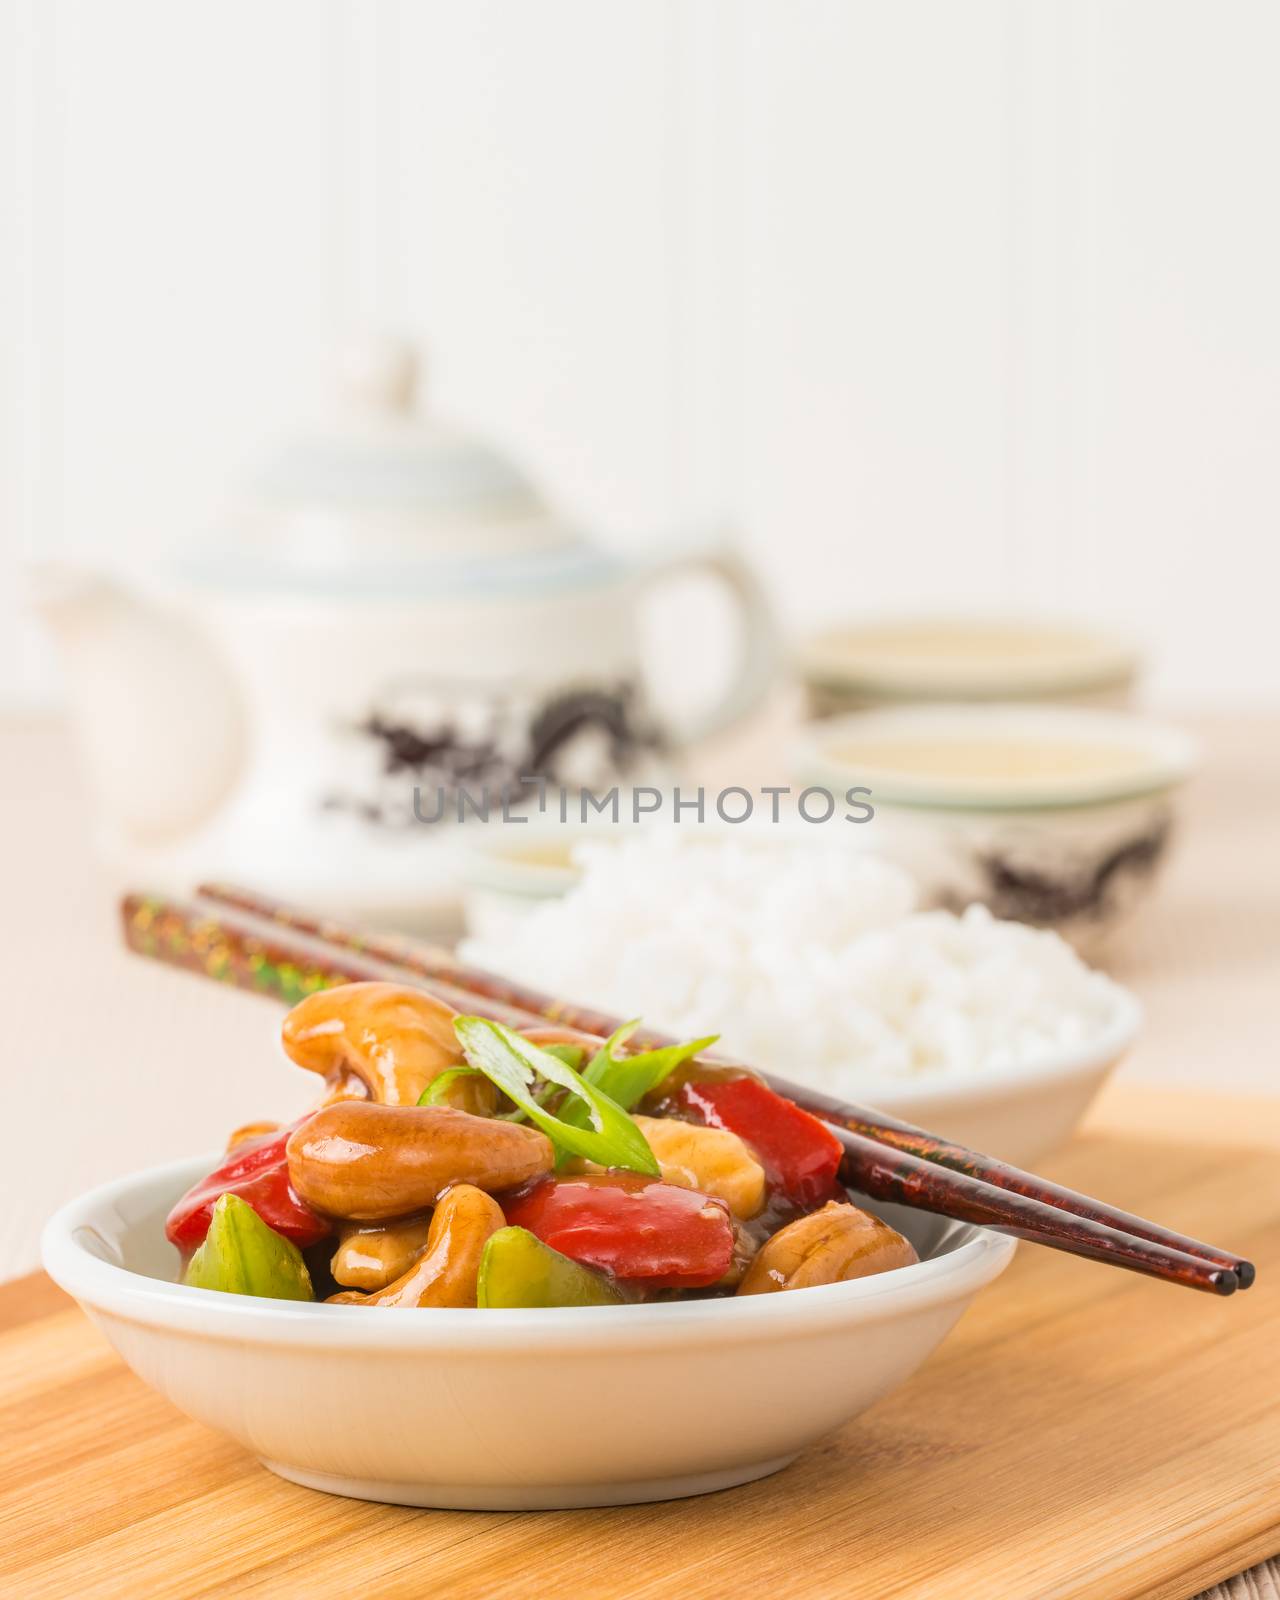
[282,982,481,1108]
[737,1201,918,1295]
[330,1215,435,1291]
[286,1100,554,1221]
[632,1116,766,1220]
[329,1185,505,1307]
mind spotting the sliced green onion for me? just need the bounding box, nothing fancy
[417,1067,488,1108]
[569,1022,720,1117]
[454,1044,586,1124]
[453,1016,659,1176]
[541,1043,586,1070]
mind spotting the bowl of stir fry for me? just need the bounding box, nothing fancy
[43,983,1016,1509]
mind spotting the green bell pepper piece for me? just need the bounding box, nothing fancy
[476,1226,625,1308]
[182,1192,315,1301]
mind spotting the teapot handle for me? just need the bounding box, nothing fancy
[638,537,781,745]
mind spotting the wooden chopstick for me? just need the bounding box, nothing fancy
[120,888,1250,1295]
[829,1126,1237,1293]
[765,1081,1254,1292]
[194,882,1256,1290]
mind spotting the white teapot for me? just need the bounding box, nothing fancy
[33,339,778,926]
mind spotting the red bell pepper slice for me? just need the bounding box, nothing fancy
[165,1123,331,1252]
[502,1174,734,1290]
[673,1077,843,1210]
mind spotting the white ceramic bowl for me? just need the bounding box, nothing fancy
[43,1158,1015,1511]
[463,825,1144,1166]
[851,985,1142,1167]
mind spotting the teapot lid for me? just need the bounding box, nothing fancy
[182,336,618,597]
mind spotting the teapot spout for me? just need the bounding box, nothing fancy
[28,565,246,845]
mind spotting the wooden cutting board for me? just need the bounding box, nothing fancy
[3,1086,1279,1600]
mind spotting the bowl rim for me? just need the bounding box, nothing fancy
[838,982,1142,1113]
[42,1157,1017,1350]
[793,702,1198,812]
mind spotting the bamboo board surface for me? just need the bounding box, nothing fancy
[2,1086,1278,1600]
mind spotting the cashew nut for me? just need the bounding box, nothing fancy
[632,1116,766,1220]
[282,982,485,1108]
[329,1185,504,1307]
[286,1100,554,1221]
[737,1201,918,1294]
[330,1215,435,1290]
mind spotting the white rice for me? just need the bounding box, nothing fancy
[461,832,1128,1088]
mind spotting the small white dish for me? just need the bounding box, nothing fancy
[461,821,592,941]
[800,615,1140,714]
[43,1158,1015,1511]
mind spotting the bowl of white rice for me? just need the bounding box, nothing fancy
[460,832,1141,1166]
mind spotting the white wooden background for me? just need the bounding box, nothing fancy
[3,0,1279,710]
